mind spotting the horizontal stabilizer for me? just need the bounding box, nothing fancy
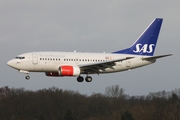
[142,54,172,61]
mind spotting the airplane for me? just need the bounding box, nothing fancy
[7,18,172,82]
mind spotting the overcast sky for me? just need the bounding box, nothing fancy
[0,1,179,96]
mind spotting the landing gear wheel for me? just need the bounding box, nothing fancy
[25,76,30,80]
[77,76,84,82]
[85,76,92,82]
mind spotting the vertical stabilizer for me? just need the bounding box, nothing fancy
[113,18,163,56]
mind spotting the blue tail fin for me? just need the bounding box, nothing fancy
[113,18,163,56]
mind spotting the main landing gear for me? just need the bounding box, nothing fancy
[77,76,92,82]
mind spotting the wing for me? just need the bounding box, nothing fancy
[78,57,134,74]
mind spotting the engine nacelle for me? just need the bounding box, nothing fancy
[45,66,80,77]
[59,66,80,76]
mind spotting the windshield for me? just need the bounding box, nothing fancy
[15,57,25,59]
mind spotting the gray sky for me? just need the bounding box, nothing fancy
[0,0,179,96]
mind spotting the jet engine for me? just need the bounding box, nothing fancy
[45,66,81,77]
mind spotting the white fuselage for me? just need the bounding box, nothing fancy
[7,51,154,74]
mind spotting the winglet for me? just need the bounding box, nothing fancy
[113,18,163,56]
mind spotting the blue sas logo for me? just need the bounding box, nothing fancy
[133,44,155,53]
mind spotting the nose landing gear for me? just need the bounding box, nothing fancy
[19,70,30,80]
[25,75,30,80]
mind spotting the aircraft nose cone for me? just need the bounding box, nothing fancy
[7,60,13,67]
[7,59,16,68]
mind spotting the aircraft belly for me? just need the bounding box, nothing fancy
[31,64,57,72]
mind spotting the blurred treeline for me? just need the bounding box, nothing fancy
[0,85,180,120]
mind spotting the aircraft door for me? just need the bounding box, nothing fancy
[32,54,38,64]
[126,60,131,67]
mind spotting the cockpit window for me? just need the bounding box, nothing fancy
[15,57,25,59]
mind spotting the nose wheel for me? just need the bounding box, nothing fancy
[25,75,30,80]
